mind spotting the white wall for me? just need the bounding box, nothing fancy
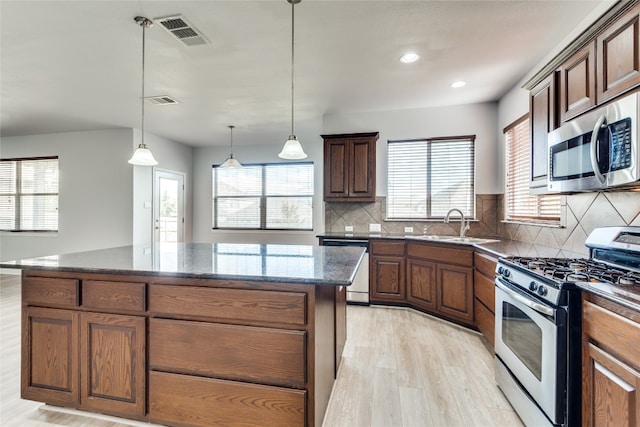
[192,117,324,245]
[132,130,194,246]
[323,102,500,194]
[0,129,134,261]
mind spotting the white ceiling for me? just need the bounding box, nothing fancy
[0,0,612,148]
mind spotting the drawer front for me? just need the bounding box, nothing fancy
[475,299,494,346]
[149,285,306,326]
[149,371,306,427]
[474,271,495,312]
[22,276,79,307]
[583,300,640,369]
[149,318,306,389]
[407,243,473,267]
[474,251,497,278]
[370,240,405,256]
[82,280,146,313]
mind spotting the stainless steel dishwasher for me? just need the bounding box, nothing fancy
[321,238,369,304]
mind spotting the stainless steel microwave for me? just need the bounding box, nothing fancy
[547,91,640,192]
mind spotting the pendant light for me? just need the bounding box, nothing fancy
[220,125,242,168]
[278,0,307,160]
[128,16,158,166]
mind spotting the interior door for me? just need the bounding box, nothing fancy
[153,169,184,243]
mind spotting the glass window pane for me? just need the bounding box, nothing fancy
[215,197,260,228]
[20,195,58,231]
[266,197,312,230]
[214,166,262,196]
[265,164,313,196]
[21,159,59,193]
[0,195,16,230]
[0,162,16,193]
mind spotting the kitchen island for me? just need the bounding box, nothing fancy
[5,243,365,427]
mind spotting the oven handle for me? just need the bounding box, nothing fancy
[590,114,607,184]
[495,279,555,317]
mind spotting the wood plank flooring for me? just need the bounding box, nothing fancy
[1,274,522,426]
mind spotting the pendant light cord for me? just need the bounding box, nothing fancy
[141,20,146,147]
[290,0,295,136]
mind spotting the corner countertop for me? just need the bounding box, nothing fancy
[0,243,366,286]
[317,232,587,259]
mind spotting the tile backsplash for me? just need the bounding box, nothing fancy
[325,191,640,255]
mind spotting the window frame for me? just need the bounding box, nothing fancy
[211,161,314,231]
[386,135,476,221]
[0,156,59,233]
[504,115,561,225]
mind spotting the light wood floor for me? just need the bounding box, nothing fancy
[1,274,522,426]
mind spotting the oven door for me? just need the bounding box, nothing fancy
[495,278,566,424]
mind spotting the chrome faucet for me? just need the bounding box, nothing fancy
[444,208,470,238]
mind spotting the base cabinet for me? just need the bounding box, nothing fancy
[80,312,146,418]
[406,242,474,326]
[473,250,497,346]
[582,296,640,427]
[370,240,406,303]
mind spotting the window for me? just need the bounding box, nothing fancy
[505,116,561,223]
[0,157,59,232]
[212,162,313,230]
[387,136,475,219]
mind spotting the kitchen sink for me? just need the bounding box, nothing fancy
[409,235,500,245]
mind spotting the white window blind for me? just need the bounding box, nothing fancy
[212,162,313,230]
[387,136,475,219]
[505,116,561,223]
[0,157,59,232]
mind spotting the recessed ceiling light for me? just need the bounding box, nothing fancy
[400,52,420,63]
[451,81,466,88]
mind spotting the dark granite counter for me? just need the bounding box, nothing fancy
[1,243,366,286]
[317,232,587,259]
[578,281,640,312]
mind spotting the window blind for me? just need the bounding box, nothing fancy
[212,162,313,230]
[505,116,561,223]
[387,136,475,219]
[0,157,59,231]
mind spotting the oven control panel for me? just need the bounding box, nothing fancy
[496,263,562,306]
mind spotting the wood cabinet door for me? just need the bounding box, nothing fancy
[529,73,557,194]
[559,41,596,122]
[597,3,640,103]
[407,258,437,312]
[349,137,376,200]
[80,312,146,419]
[324,139,349,199]
[370,255,406,302]
[22,306,79,407]
[436,264,474,325]
[583,342,640,427]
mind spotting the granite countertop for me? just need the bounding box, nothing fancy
[317,232,587,259]
[1,243,366,286]
[578,281,640,313]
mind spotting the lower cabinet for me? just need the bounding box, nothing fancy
[473,250,498,346]
[370,239,406,303]
[582,295,640,427]
[406,242,474,326]
[80,312,146,418]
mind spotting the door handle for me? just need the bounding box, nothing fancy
[590,115,607,184]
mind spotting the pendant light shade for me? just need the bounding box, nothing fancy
[220,125,242,168]
[128,16,158,166]
[278,0,307,160]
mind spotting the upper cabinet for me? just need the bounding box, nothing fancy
[559,41,596,122]
[597,2,640,103]
[323,132,378,202]
[525,1,640,195]
[529,73,557,193]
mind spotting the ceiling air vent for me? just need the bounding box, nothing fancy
[154,15,208,46]
[144,96,179,106]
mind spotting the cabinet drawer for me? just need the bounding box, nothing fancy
[407,243,473,267]
[474,251,497,278]
[22,276,79,307]
[82,280,146,313]
[149,371,306,427]
[370,240,405,256]
[149,285,306,326]
[475,299,494,346]
[474,271,495,312]
[583,300,640,369]
[149,318,306,389]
